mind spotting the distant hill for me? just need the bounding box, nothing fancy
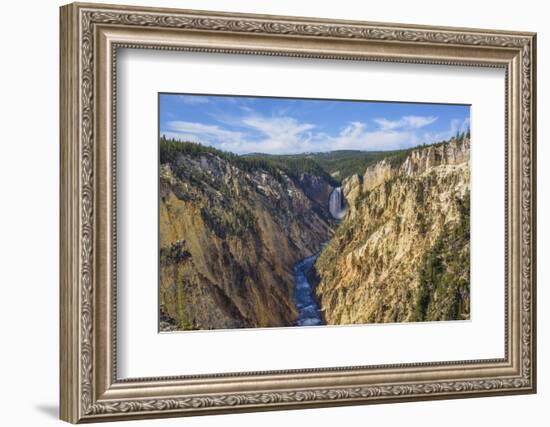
[160,136,460,184]
[258,149,415,182]
[160,137,338,186]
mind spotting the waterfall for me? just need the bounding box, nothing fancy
[328,187,348,220]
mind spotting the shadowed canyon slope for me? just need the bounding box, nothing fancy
[159,140,335,331]
[315,138,471,324]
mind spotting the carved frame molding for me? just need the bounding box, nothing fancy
[60,2,536,423]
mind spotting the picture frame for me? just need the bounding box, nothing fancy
[59,2,537,423]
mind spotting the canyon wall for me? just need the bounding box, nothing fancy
[159,145,334,331]
[315,138,471,324]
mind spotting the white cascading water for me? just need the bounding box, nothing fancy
[328,187,348,220]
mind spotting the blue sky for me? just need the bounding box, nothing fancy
[159,93,470,155]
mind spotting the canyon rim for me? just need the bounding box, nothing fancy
[158,94,471,332]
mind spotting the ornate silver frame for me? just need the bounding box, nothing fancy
[60,2,537,423]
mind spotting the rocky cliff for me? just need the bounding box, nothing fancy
[159,140,334,331]
[315,138,471,324]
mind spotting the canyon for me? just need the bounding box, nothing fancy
[159,136,470,331]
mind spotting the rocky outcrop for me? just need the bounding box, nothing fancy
[296,173,335,208]
[159,148,334,331]
[400,138,469,177]
[315,138,471,325]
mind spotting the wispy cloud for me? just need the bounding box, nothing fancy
[177,95,210,105]
[167,121,241,140]
[240,116,315,153]
[165,115,422,154]
[164,121,246,152]
[322,122,415,151]
[375,115,438,131]
[421,116,470,145]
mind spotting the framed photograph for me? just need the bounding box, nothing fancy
[60,2,537,423]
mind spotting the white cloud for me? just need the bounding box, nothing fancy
[167,121,241,140]
[404,115,438,128]
[320,122,414,151]
[340,121,367,137]
[240,116,315,153]
[162,112,463,155]
[240,106,254,113]
[458,116,471,133]
[164,121,249,152]
[375,115,437,131]
[242,116,315,137]
[374,118,401,131]
[421,116,470,144]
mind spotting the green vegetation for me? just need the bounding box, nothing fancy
[247,149,416,183]
[160,136,336,185]
[221,203,257,236]
[176,269,191,330]
[160,137,239,164]
[160,133,469,184]
[245,154,338,185]
[411,191,470,322]
[159,240,193,330]
[354,189,368,211]
[160,239,192,265]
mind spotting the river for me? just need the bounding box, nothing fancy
[292,187,346,327]
[293,253,324,326]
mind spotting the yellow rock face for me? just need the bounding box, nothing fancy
[316,138,471,325]
[159,153,333,331]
